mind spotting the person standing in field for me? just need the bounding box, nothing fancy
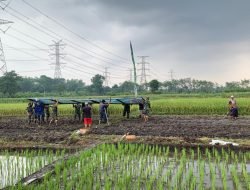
[73,103,81,121]
[49,101,58,126]
[122,103,131,119]
[34,101,44,125]
[81,102,86,121]
[99,100,109,124]
[26,102,34,124]
[138,99,144,118]
[82,102,92,128]
[143,97,151,122]
[44,105,50,123]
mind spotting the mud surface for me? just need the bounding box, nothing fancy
[0,115,250,144]
[92,115,250,139]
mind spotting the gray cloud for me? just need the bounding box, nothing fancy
[2,0,250,84]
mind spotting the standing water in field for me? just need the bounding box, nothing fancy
[12,144,250,190]
[0,150,65,189]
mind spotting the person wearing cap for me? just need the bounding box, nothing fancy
[228,95,238,119]
[82,102,92,128]
[230,95,237,107]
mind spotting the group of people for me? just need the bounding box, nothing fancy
[122,97,151,122]
[27,95,237,129]
[26,97,152,129]
[72,100,109,128]
[26,100,58,125]
[68,102,93,128]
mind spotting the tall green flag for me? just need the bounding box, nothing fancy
[130,41,137,97]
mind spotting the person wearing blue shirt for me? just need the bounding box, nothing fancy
[99,100,109,124]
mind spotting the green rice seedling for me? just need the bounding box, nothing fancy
[231,164,240,189]
[190,176,196,190]
[2,144,249,190]
[199,160,205,190]
[220,163,227,190]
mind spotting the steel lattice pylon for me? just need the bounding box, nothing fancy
[0,38,7,74]
[0,17,13,75]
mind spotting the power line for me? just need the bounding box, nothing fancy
[65,57,103,73]
[17,68,51,73]
[3,5,130,69]
[4,47,48,51]
[62,68,90,81]
[6,59,49,62]
[150,64,170,82]
[65,65,97,76]
[22,0,129,62]
[5,29,129,78]
[5,32,128,79]
[66,43,129,69]
[6,32,48,51]
[67,54,104,68]
[0,0,12,10]
[3,7,60,40]
[67,54,129,75]
[3,44,48,60]
[1,1,130,82]
[10,26,49,46]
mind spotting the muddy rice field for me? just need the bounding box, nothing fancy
[0,115,249,149]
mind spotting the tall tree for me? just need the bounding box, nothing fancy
[90,74,105,95]
[119,81,134,93]
[0,71,21,97]
[149,79,160,93]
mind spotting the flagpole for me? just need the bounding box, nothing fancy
[130,41,137,97]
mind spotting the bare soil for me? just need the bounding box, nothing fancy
[0,115,249,148]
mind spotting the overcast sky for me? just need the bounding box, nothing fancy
[1,0,250,85]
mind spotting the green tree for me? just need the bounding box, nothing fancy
[18,77,34,92]
[149,79,160,93]
[90,74,105,95]
[119,81,134,93]
[65,79,85,92]
[53,78,66,94]
[0,71,21,97]
[38,75,54,92]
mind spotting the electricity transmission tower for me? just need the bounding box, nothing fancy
[103,67,110,86]
[0,38,7,74]
[50,40,66,79]
[137,56,150,87]
[0,17,13,75]
[168,69,175,80]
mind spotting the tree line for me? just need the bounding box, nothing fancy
[0,71,250,97]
